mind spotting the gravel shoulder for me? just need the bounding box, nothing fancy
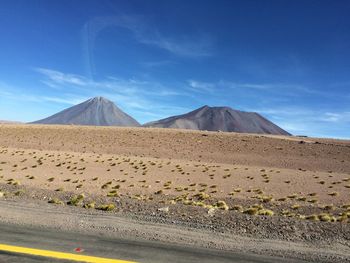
[0,193,349,263]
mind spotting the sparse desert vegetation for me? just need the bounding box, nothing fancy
[0,124,349,231]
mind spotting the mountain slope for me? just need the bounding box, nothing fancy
[144,105,291,135]
[31,97,140,127]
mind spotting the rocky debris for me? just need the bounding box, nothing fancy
[158,206,169,213]
[207,208,216,216]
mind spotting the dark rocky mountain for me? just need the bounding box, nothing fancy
[31,97,140,127]
[144,105,291,135]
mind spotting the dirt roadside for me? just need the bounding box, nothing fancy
[0,196,349,263]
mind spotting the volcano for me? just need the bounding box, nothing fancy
[31,97,140,127]
[144,105,290,135]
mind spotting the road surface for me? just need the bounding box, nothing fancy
[0,222,307,263]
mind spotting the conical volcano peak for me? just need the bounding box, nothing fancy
[31,97,140,127]
[144,105,290,135]
[89,96,111,103]
[94,96,107,100]
[200,105,210,109]
[198,105,236,112]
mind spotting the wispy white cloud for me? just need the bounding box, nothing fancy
[0,85,87,106]
[1,76,189,124]
[258,108,350,124]
[82,15,213,60]
[131,105,191,120]
[34,67,190,123]
[321,112,350,123]
[41,96,87,105]
[245,106,350,138]
[137,33,213,57]
[139,60,175,68]
[186,79,343,102]
[186,80,348,138]
[35,68,185,98]
[0,89,13,97]
[4,68,350,138]
[0,79,87,105]
[35,68,88,86]
[248,106,350,123]
[188,80,215,93]
[187,79,309,93]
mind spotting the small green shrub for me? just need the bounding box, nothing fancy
[107,190,119,197]
[97,203,115,211]
[67,194,85,206]
[83,202,95,209]
[48,198,64,205]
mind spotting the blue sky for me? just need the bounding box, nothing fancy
[0,0,349,138]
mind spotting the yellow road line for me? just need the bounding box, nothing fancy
[0,244,137,263]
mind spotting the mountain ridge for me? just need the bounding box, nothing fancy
[144,105,291,135]
[31,97,290,135]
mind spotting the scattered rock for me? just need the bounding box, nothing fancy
[208,208,216,216]
[158,207,169,213]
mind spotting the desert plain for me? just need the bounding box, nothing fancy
[0,124,350,262]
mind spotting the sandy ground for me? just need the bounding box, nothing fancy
[0,124,350,261]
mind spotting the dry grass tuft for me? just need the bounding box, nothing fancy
[230,205,243,212]
[107,190,119,197]
[328,192,338,197]
[83,202,95,209]
[97,203,115,211]
[305,214,319,221]
[243,207,259,215]
[48,198,64,205]
[291,204,300,210]
[194,192,210,201]
[67,194,85,206]
[214,200,229,210]
[318,213,337,222]
[257,209,274,216]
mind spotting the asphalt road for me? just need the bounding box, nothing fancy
[0,223,307,263]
